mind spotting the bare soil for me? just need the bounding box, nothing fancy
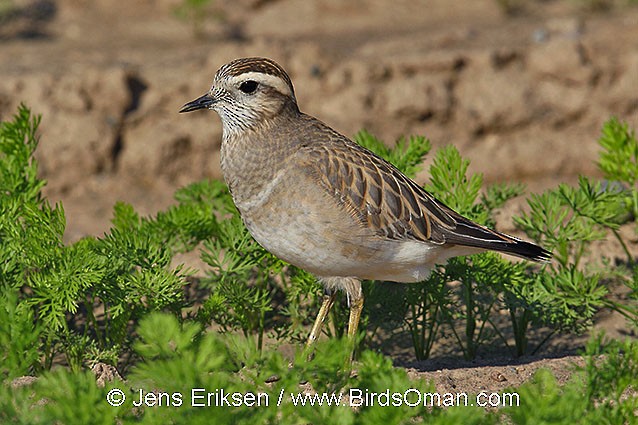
[1,0,637,391]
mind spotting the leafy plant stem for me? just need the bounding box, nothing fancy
[611,228,633,265]
[510,308,530,357]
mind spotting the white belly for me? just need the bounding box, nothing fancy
[242,206,480,283]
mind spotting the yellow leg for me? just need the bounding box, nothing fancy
[306,291,337,347]
[344,293,364,367]
[347,295,364,339]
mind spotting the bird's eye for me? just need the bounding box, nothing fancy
[239,80,259,94]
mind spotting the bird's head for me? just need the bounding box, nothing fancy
[180,57,299,135]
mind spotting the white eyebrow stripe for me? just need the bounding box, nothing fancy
[227,72,293,98]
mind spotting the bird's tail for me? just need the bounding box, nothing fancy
[445,215,551,262]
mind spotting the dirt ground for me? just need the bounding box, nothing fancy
[1,0,637,392]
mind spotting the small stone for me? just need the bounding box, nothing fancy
[264,374,280,383]
[490,371,507,382]
[92,362,123,388]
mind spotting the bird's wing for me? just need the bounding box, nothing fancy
[296,123,550,261]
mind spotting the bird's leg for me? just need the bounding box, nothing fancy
[347,295,364,339]
[344,278,364,339]
[306,289,337,347]
[344,279,364,366]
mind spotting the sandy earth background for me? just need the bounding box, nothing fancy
[1,0,637,394]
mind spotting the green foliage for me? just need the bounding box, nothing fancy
[515,176,628,267]
[598,118,638,187]
[426,145,485,218]
[583,335,638,421]
[2,314,635,423]
[515,118,638,331]
[0,289,41,379]
[354,129,432,179]
[0,104,43,200]
[534,266,608,332]
[598,116,638,220]
[508,336,638,424]
[36,369,122,425]
[0,106,204,373]
[509,369,591,424]
[111,178,227,254]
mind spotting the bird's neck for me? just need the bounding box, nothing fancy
[220,111,301,205]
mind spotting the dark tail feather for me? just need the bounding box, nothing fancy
[488,238,552,262]
[445,217,552,263]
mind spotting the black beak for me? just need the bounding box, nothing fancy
[179,93,215,113]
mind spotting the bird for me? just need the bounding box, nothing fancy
[179,57,551,348]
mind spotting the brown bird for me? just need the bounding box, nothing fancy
[180,57,550,346]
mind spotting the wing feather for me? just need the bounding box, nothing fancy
[298,128,456,244]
